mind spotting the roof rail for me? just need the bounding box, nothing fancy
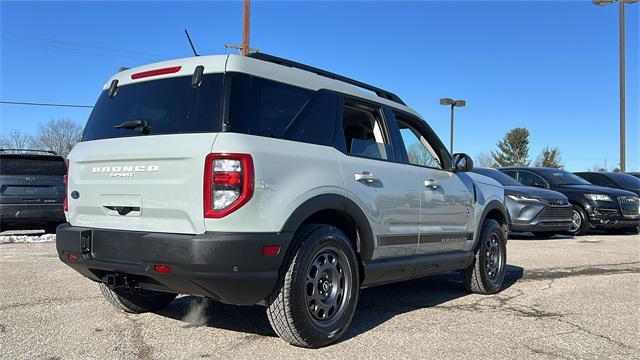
[0,148,57,155]
[247,53,406,106]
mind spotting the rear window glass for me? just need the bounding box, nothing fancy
[0,156,66,176]
[227,73,336,146]
[82,74,223,141]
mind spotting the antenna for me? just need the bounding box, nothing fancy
[184,29,199,57]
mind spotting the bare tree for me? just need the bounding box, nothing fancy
[474,152,495,168]
[2,129,34,149]
[33,118,83,157]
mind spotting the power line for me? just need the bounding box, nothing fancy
[0,101,93,109]
[1,32,165,59]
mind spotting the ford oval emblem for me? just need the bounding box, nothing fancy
[71,191,80,199]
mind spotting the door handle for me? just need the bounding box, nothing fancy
[354,172,379,184]
[424,179,439,189]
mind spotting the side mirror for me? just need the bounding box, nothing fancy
[452,153,473,172]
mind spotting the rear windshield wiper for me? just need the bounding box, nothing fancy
[113,120,151,135]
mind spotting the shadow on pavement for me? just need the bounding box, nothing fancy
[509,232,574,241]
[157,265,524,341]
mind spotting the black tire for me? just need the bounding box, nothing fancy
[99,283,177,314]
[565,205,589,236]
[266,224,359,348]
[463,219,507,294]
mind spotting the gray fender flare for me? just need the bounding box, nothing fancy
[281,194,375,261]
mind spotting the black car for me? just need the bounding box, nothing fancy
[0,149,67,233]
[627,172,640,179]
[499,167,640,235]
[574,172,640,197]
[472,167,572,237]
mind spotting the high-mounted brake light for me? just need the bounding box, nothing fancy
[63,159,69,212]
[131,66,182,80]
[204,153,254,218]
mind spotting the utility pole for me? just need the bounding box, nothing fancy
[241,0,250,56]
[225,0,259,55]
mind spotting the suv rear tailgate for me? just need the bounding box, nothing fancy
[67,133,216,234]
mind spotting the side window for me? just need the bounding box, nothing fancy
[502,170,517,181]
[395,118,442,169]
[591,174,617,188]
[341,101,393,161]
[518,171,547,187]
[227,73,336,146]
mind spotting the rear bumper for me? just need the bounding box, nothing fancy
[0,203,65,227]
[56,224,293,305]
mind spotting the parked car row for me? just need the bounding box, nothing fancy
[0,149,67,233]
[472,166,640,236]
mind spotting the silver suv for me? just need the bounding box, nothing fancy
[56,53,508,348]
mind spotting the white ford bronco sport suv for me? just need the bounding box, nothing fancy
[57,53,508,348]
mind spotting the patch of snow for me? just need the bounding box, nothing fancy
[0,230,55,244]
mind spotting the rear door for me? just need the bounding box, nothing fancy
[386,110,475,254]
[66,67,225,234]
[0,154,66,206]
[335,97,420,260]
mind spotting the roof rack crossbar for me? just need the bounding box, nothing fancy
[0,148,57,155]
[247,53,406,106]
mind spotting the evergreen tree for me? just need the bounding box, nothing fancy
[491,128,531,167]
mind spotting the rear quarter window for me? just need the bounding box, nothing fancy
[226,73,337,146]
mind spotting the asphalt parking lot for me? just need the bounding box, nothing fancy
[1,232,638,360]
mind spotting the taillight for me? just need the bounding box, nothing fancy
[204,153,254,218]
[63,159,69,212]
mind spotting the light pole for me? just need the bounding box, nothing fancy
[593,0,638,172]
[440,98,466,154]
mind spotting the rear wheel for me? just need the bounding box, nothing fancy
[99,283,177,314]
[266,224,359,348]
[463,219,507,294]
[566,205,589,236]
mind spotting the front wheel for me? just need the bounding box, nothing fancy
[266,224,359,348]
[566,205,589,236]
[463,219,507,294]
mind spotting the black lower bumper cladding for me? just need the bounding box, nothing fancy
[56,224,293,305]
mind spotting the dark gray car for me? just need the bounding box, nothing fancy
[0,150,67,233]
[472,167,572,237]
